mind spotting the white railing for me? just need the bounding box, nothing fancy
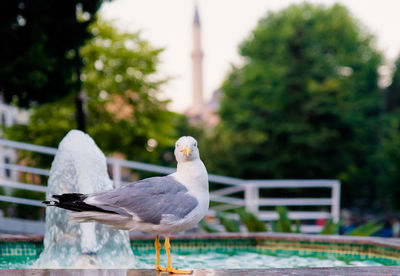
[0,138,341,233]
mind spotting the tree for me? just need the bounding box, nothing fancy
[204,3,382,207]
[387,57,400,112]
[375,55,400,209]
[374,112,400,209]
[5,18,177,166]
[0,0,104,107]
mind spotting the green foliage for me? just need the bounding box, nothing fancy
[5,18,177,167]
[216,212,241,232]
[0,0,104,107]
[274,206,294,233]
[346,221,383,236]
[198,209,267,233]
[319,218,341,235]
[235,207,267,232]
[80,18,177,163]
[204,3,383,208]
[272,207,379,237]
[198,219,219,233]
[269,221,277,232]
[294,220,301,234]
[198,206,380,237]
[272,207,380,237]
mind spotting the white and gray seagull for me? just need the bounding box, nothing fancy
[43,136,209,274]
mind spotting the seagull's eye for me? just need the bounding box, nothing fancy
[176,143,180,147]
[194,143,197,147]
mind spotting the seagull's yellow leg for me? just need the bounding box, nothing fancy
[165,236,192,274]
[155,235,166,271]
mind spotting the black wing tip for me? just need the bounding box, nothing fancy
[51,193,85,202]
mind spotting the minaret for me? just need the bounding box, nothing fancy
[190,3,204,118]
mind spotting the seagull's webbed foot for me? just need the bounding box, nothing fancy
[156,266,167,272]
[164,236,193,274]
[165,267,193,274]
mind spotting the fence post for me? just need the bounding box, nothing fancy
[331,181,341,223]
[111,159,121,188]
[245,182,259,213]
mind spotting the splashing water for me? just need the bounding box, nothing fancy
[35,130,136,268]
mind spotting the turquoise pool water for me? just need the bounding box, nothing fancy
[0,248,384,269]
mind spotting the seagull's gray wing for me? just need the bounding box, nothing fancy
[87,176,198,225]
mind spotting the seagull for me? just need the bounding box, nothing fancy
[43,136,209,274]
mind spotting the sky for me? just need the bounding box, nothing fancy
[100,0,400,112]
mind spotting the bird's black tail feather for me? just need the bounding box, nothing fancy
[43,193,115,214]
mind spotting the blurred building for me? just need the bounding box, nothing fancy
[203,89,221,127]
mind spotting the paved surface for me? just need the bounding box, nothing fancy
[2,267,400,276]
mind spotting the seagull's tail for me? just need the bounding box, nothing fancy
[43,193,114,214]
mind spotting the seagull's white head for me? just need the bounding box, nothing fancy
[174,136,200,163]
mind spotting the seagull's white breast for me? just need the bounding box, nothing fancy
[164,159,209,233]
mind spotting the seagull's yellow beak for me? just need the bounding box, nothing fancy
[180,146,193,157]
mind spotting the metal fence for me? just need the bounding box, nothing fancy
[0,138,340,234]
